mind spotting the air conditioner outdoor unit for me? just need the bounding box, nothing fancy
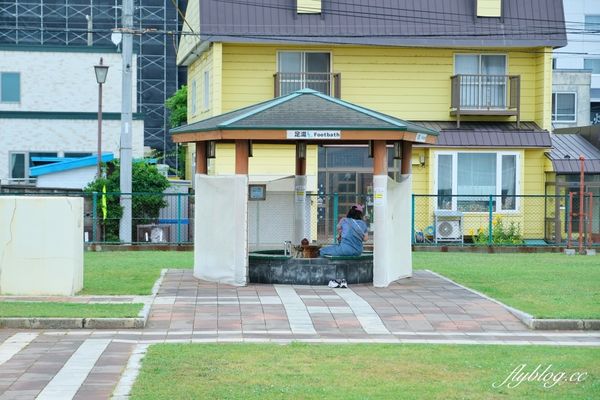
[436,220,461,241]
[137,224,171,243]
[434,210,464,243]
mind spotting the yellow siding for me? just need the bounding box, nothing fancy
[535,49,553,130]
[297,0,321,14]
[477,0,502,17]
[212,143,319,190]
[176,0,200,64]
[221,44,546,123]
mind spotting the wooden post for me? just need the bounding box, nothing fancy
[373,140,388,175]
[295,143,306,176]
[401,141,412,175]
[195,141,207,174]
[235,140,249,175]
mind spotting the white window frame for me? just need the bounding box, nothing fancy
[453,53,508,76]
[0,71,21,103]
[191,80,197,115]
[203,70,210,111]
[453,53,509,109]
[552,92,577,123]
[276,50,333,73]
[434,150,521,213]
[276,51,333,94]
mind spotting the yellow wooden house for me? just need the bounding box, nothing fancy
[175,0,567,243]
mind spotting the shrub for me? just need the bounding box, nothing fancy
[84,160,170,242]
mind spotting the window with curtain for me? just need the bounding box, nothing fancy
[203,71,210,110]
[455,54,507,109]
[278,52,331,95]
[436,152,518,212]
[437,154,453,210]
[457,153,496,211]
[191,80,197,114]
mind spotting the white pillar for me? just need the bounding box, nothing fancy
[194,174,248,286]
[373,175,413,287]
[293,175,307,244]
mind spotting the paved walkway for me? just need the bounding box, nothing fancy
[0,269,598,399]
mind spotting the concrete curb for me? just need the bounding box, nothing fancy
[0,269,167,330]
[426,270,600,331]
[0,317,146,329]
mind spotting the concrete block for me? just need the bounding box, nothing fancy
[532,319,584,330]
[585,249,596,256]
[84,318,145,329]
[583,320,600,330]
[0,318,84,329]
[564,249,576,256]
[0,197,83,296]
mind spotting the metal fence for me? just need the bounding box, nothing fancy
[85,192,194,244]
[3,191,598,247]
[0,192,194,245]
[413,194,600,247]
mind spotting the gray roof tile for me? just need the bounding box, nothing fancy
[548,134,600,173]
[171,89,438,135]
[411,121,551,148]
[198,0,567,48]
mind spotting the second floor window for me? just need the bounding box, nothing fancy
[455,54,507,109]
[277,52,331,96]
[191,80,197,114]
[552,93,576,122]
[1,72,20,102]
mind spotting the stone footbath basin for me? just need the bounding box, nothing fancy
[248,249,373,285]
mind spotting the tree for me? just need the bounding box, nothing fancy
[165,85,187,128]
[85,161,170,242]
[165,85,188,178]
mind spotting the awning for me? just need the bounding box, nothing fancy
[411,121,552,148]
[548,133,600,174]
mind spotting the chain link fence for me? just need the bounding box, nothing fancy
[3,191,598,247]
[412,194,600,247]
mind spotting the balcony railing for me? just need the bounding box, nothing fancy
[450,74,521,128]
[274,72,341,98]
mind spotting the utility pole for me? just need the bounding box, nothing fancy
[119,0,133,243]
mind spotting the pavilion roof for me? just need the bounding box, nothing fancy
[171,89,438,143]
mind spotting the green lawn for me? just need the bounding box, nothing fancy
[81,251,192,295]
[414,252,600,319]
[0,302,143,318]
[131,343,600,400]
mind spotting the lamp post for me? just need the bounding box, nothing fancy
[94,58,109,177]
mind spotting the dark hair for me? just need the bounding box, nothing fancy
[347,207,363,220]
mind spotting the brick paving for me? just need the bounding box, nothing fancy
[0,269,598,399]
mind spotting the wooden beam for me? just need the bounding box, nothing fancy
[195,141,207,174]
[373,140,388,176]
[173,129,438,145]
[235,139,249,175]
[401,141,412,175]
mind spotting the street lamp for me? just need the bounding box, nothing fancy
[94,58,109,177]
